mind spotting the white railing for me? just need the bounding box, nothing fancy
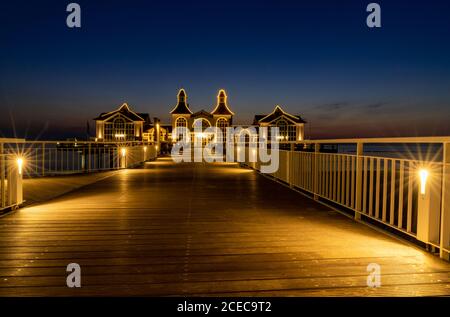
[0,140,157,177]
[0,138,157,211]
[240,137,450,261]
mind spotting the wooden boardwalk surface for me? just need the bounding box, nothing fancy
[0,158,449,296]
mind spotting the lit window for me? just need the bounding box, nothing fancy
[175,117,187,128]
[216,118,228,142]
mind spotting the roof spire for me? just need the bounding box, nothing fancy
[218,89,226,104]
[211,89,234,115]
[178,88,187,104]
[170,88,193,114]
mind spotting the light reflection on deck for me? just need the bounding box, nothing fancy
[0,158,449,296]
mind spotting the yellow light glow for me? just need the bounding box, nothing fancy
[115,134,125,138]
[121,148,127,157]
[143,146,147,152]
[156,123,160,130]
[419,169,429,195]
[155,145,158,150]
[17,157,24,175]
[211,89,235,115]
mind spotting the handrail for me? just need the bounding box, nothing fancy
[275,149,444,165]
[1,140,152,145]
[283,136,450,144]
[0,139,157,178]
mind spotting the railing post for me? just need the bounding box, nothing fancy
[88,143,91,172]
[0,143,5,209]
[7,158,23,207]
[440,142,450,260]
[314,143,320,200]
[355,142,363,220]
[41,143,45,176]
[81,149,86,171]
[120,147,127,169]
[417,163,442,247]
[143,144,147,162]
[116,147,120,169]
[285,144,290,184]
[288,143,295,187]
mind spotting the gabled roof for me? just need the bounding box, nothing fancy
[211,89,234,115]
[254,105,306,125]
[93,103,146,122]
[170,89,193,114]
[191,109,213,118]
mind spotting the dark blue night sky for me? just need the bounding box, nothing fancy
[1,0,450,139]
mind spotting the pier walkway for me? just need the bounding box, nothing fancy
[0,158,449,296]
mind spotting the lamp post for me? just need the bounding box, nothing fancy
[8,157,24,207]
[417,166,441,247]
[120,147,127,169]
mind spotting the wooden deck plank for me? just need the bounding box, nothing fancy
[0,158,449,296]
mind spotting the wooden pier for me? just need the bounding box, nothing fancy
[0,158,449,296]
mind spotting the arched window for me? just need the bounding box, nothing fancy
[236,128,251,144]
[175,117,187,128]
[193,119,212,147]
[216,117,228,129]
[276,119,288,141]
[216,117,228,142]
[192,118,211,130]
[111,117,135,140]
[113,118,125,139]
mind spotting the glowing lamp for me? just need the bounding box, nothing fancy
[144,146,147,152]
[419,169,429,195]
[121,148,127,157]
[17,157,24,175]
